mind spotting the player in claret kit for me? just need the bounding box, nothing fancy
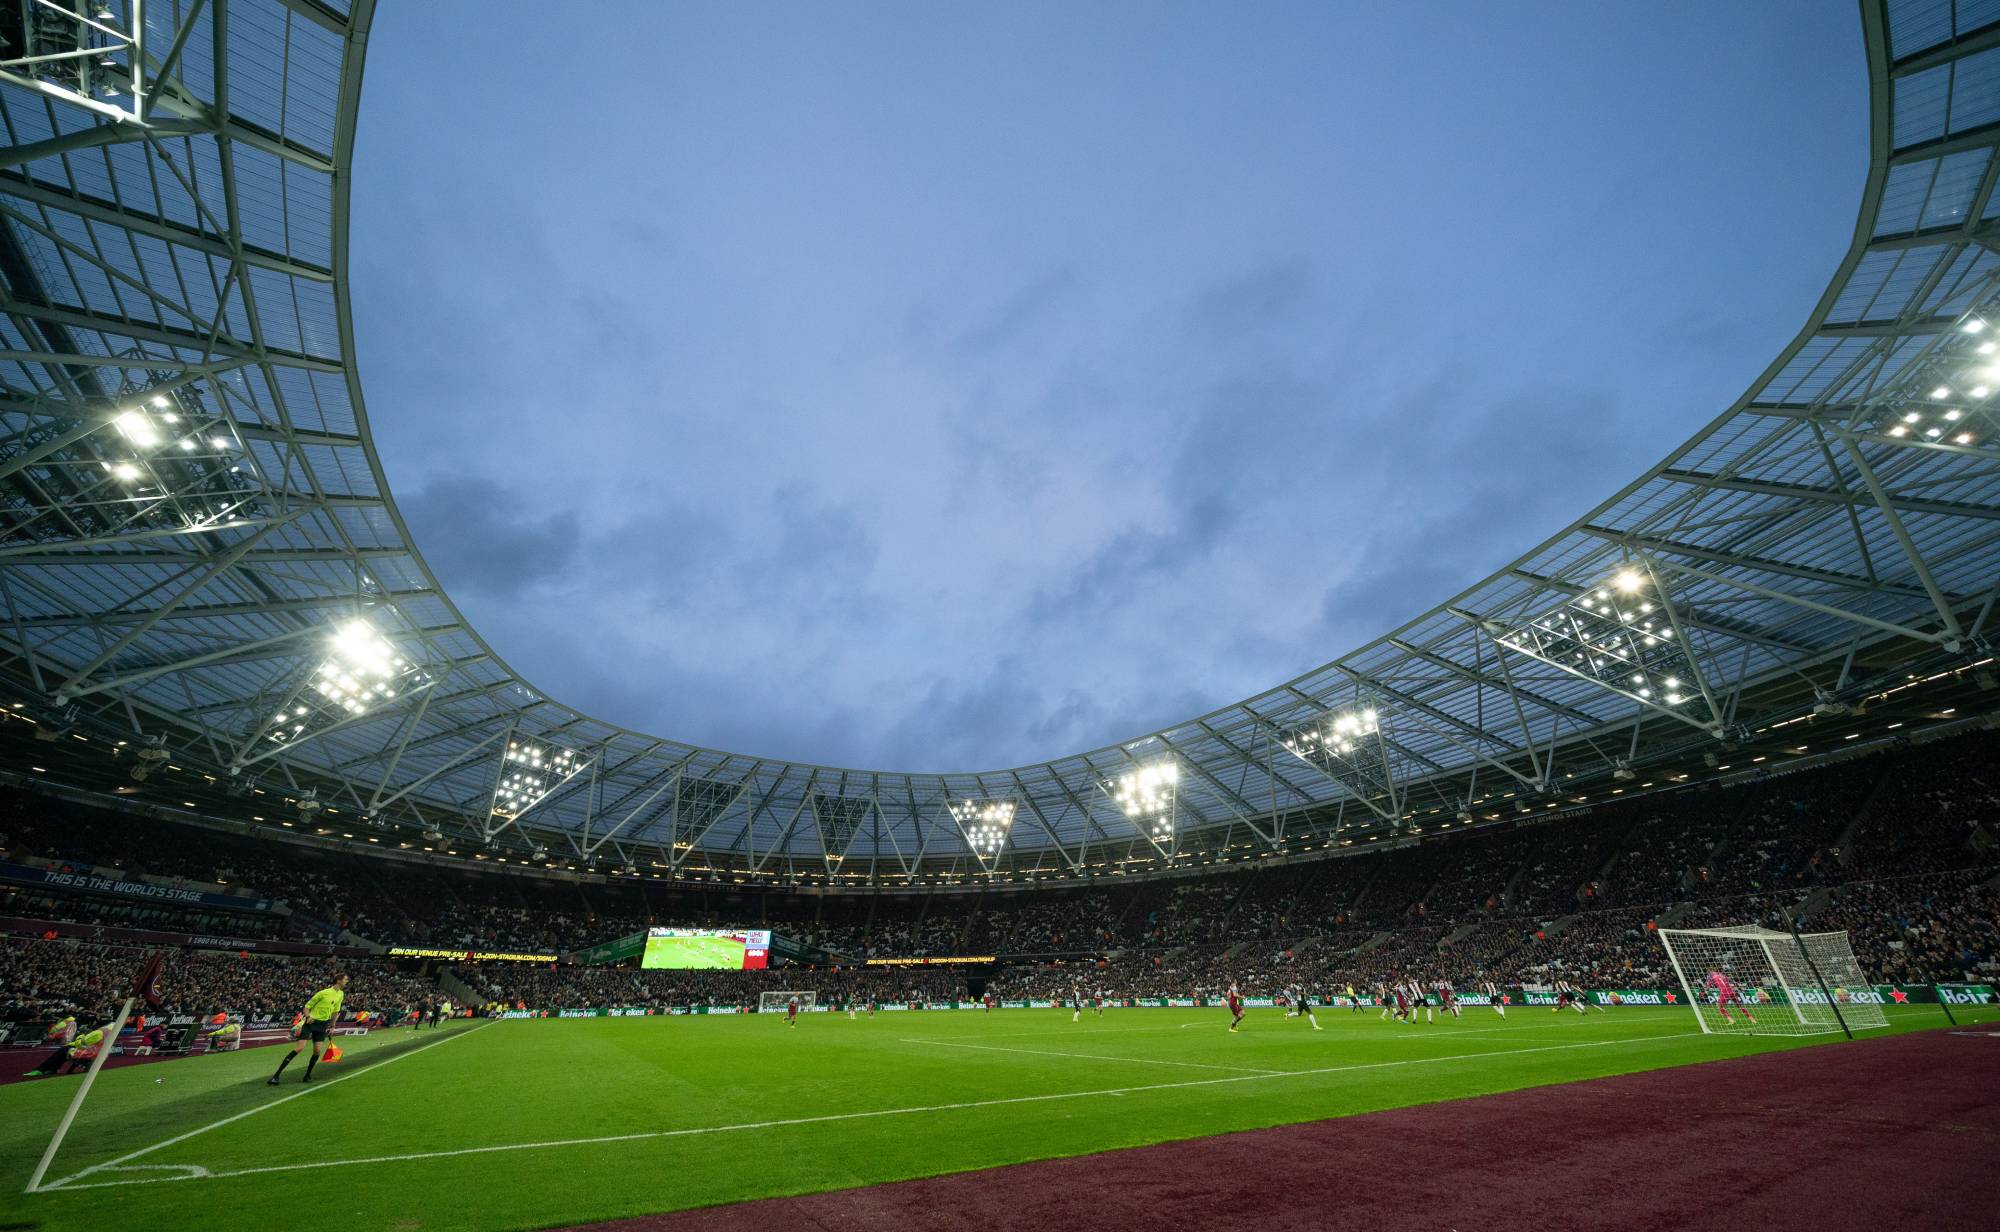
[1093,989,1106,1017]
[1438,980,1460,1021]
[1225,981,1246,1033]
[983,990,996,1014]
[785,994,801,1028]
[1704,969,1757,1025]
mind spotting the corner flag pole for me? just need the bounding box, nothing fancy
[24,994,136,1194]
[28,949,166,1194]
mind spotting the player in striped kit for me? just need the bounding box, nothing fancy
[1289,984,1323,1030]
[1553,978,1589,1015]
[1481,978,1506,1018]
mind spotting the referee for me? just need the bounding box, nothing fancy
[269,972,348,1085]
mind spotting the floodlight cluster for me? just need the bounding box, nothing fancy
[948,798,1016,857]
[1110,759,1178,841]
[88,388,249,534]
[1875,316,1991,447]
[1284,707,1380,760]
[492,739,587,818]
[265,619,426,747]
[1498,569,1697,708]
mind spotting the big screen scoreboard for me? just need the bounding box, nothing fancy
[641,927,771,970]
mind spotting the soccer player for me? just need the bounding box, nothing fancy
[1391,980,1411,1024]
[983,991,996,1014]
[1094,989,1106,1017]
[1225,982,1246,1033]
[1554,978,1588,1015]
[1292,985,1323,1030]
[1344,982,1360,1013]
[1481,977,1506,1018]
[269,972,347,1085]
[1438,980,1460,1021]
[785,993,801,1028]
[1071,981,1085,1024]
[1378,981,1395,1022]
[1704,969,1757,1025]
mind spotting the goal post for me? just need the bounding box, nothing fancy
[757,991,816,1014]
[1657,925,1888,1037]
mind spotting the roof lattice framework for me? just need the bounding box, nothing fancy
[1,0,1996,883]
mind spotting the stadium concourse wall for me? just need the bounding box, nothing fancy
[486,984,1997,1017]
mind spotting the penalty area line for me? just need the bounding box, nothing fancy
[900,1037,1288,1075]
[34,1030,1699,1192]
[33,1020,493,1194]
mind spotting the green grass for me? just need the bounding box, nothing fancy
[2,1001,1992,1231]
[641,935,750,970]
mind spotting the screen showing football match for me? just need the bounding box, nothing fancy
[641,927,771,970]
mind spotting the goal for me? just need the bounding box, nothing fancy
[1656,925,1888,1037]
[757,991,816,1014]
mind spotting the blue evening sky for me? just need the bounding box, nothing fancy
[349,2,1863,771]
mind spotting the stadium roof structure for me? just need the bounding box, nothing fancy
[1,0,1998,887]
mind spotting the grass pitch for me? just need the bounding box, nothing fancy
[2,1001,1990,1231]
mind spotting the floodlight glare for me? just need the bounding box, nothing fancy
[114,410,161,449]
[947,797,1017,861]
[111,462,141,481]
[1612,568,1643,593]
[1111,760,1177,818]
[492,738,591,819]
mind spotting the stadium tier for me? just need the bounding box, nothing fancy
[3,725,1993,1029]
[2,1,1999,1229]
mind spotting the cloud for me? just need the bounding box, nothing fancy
[399,478,583,599]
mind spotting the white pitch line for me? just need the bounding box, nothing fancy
[901,1037,1287,1075]
[31,1030,1697,1193]
[35,1021,492,1193]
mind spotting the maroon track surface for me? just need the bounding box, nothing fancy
[571,1026,2000,1232]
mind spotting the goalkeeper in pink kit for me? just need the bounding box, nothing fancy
[1704,970,1757,1024]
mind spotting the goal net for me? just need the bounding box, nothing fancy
[757,991,816,1014]
[1657,925,1888,1037]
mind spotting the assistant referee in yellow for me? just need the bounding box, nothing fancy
[269,971,348,1085]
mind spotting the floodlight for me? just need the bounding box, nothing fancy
[245,616,431,764]
[947,797,1017,868]
[1495,566,1712,728]
[492,738,591,820]
[1108,759,1178,850]
[114,410,161,448]
[111,462,141,481]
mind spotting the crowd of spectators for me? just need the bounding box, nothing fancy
[0,937,436,1027]
[2,729,1996,1017]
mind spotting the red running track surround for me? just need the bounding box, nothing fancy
[572,1026,2000,1232]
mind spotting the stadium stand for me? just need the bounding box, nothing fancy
[2,728,1995,1027]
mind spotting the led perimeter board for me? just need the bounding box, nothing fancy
[641,927,772,970]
